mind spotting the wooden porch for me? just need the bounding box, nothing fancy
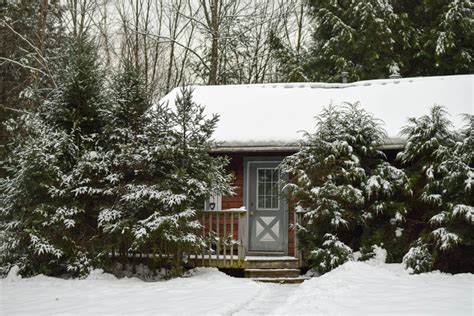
[194,207,248,269]
[192,208,306,283]
[110,208,306,283]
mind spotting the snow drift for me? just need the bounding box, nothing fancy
[276,261,473,315]
[1,263,472,315]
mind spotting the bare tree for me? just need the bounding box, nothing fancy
[5,0,310,102]
[66,0,98,39]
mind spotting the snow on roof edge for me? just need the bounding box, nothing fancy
[211,137,405,153]
[163,74,472,96]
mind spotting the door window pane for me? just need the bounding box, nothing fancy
[257,168,280,210]
[258,197,265,208]
[265,183,272,196]
[272,196,279,209]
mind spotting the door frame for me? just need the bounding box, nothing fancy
[243,156,288,255]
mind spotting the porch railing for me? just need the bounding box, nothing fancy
[194,207,248,268]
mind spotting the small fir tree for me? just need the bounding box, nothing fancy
[135,87,232,272]
[1,115,78,275]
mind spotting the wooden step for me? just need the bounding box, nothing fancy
[244,256,299,269]
[245,268,300,278]
[251,277,309,284]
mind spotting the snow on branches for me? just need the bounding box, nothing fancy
[0,40,231,277]
[400,106,473,273]
[281,102,410,273]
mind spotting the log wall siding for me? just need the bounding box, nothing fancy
[222,154,244,210]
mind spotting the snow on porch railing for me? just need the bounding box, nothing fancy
[195,207,247,268]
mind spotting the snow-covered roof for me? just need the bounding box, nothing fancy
[160,75,473,151]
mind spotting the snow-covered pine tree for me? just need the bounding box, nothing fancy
[96,59,151,262]
[403,0,474,76]
[429,116,474,272]
[433,0,473,74]
[1,114,77,276]
[398,105,454,273]
[0,36,110,276]
[98,85,233,274]
[305,0,406,82]
[351,103,412,262]
[400,107,473,273]
[265,0,472,82]
[142,87,232,272]
[1,1,65,181]
[281,103,410,273]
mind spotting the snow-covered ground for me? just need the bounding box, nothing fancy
[1,263,472,315]
[276,262,473,315]
[0,268,263,315]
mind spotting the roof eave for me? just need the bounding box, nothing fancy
[211,146,300,153]
[211,142,405,153]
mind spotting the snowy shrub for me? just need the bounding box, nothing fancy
[281,103,410,273]
[403,240,433,274]
[359,244,387,264]
[309,234,353,274]
[399,107,473,273]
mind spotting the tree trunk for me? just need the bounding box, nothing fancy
[208,0,219,85]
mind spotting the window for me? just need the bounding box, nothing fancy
[257,168,280,210]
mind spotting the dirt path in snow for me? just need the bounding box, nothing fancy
[231,283,300,315]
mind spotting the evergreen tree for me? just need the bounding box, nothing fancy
[268,30,308,82]
[98,85,233,273]
[429,0,473,75]
[281,103,410,274]
[95,59,151,264]
[1,114,78,275]
[304,0,406,82]
[0,36,110,276]
[400,107,473,273]
[1,1,65,177]
[134,87,232,272]
[273,0,473,82]
[394,0,474,76]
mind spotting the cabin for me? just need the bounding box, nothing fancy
[161,75,472,282]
